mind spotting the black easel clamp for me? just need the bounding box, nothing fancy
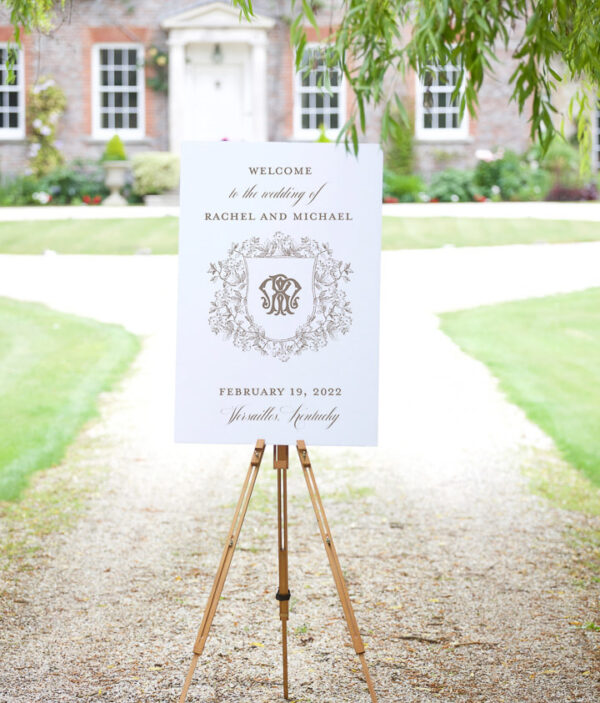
[276,589,291,601]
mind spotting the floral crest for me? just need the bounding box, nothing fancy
[208,232,353,362]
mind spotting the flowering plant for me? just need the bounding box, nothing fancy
[428,168,476,203]
[27,77,66,177]
[146,45,168,93]
[473,149,549,201]
[32,191,52,205]
[82,194,102,205]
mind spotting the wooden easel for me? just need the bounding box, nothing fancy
[178,439,377,702]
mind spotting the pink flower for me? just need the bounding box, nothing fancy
[475,149,495,162]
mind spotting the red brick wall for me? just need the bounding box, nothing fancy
[83,27,154,139]
[277,24,356,140]
[0,1,173,173]
[0,1,536,177]
[0,26,31,172]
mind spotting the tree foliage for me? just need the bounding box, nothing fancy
[3,0,600,166]
[1,0,64,79]
[1,0,62,44]
[27,76,66,177]
[235,0,600,165]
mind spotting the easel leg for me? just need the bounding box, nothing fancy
[179,440,266,703]
[296,441,377,703]
[275,445,291,700]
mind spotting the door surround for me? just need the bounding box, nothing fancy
[162,2,275,152]
[183,42,249,142]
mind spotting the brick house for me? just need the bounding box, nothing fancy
[0,0,539,178]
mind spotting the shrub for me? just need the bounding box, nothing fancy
[0,160,108,206]
[132,152,180,196]
[27,77,67,177]
[473,149,550,201]
[428,168,475,202]
[315,123,331,143]
[0,175,40,206]
[531,135,594,200]
[383,170,426,202]
[545,183,598,201]
[384,111,414,176]
[102,135,127,162]
[38,160,108,204]
[533,135,580,187]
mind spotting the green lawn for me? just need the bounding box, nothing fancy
[1,216,600,253]
[0,297,139,501]
[440,288,600,485]
[382,217,600,249]
[0,217,179,254]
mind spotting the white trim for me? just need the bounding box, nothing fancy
[0,43,25,140]
[162,0,274,151]
[166,28,270,151]
[167,27,270,46]
[293,43,346,140]
[91,43,145,141]
[161,1,275,30]
[414,67,468,142]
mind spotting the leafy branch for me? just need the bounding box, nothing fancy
[1,0,66,77]
[234,0,600,168]
[2,0,63,40]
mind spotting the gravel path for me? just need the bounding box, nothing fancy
[1,246,600,702]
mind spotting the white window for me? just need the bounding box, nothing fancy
[0,44,25,140]
[415,64,468,141]
[92,44,145,140]
[294,45,345,139]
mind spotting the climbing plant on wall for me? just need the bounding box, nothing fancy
[27,77,66,177]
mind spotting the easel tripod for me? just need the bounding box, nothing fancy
[179,440,377,702]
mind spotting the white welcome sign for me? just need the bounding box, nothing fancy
[175,142,382,446]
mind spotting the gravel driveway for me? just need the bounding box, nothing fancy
[1,244,600,702]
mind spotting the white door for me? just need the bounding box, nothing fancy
[184,44,246,141]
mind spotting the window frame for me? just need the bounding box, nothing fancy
[0,43,25,140]
[414,65,468,142]
[91,42,145,141]
[293,43,346,140]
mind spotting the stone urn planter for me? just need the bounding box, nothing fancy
[102,161,130,206]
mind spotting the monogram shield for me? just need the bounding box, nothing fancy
[245,256,316,340]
